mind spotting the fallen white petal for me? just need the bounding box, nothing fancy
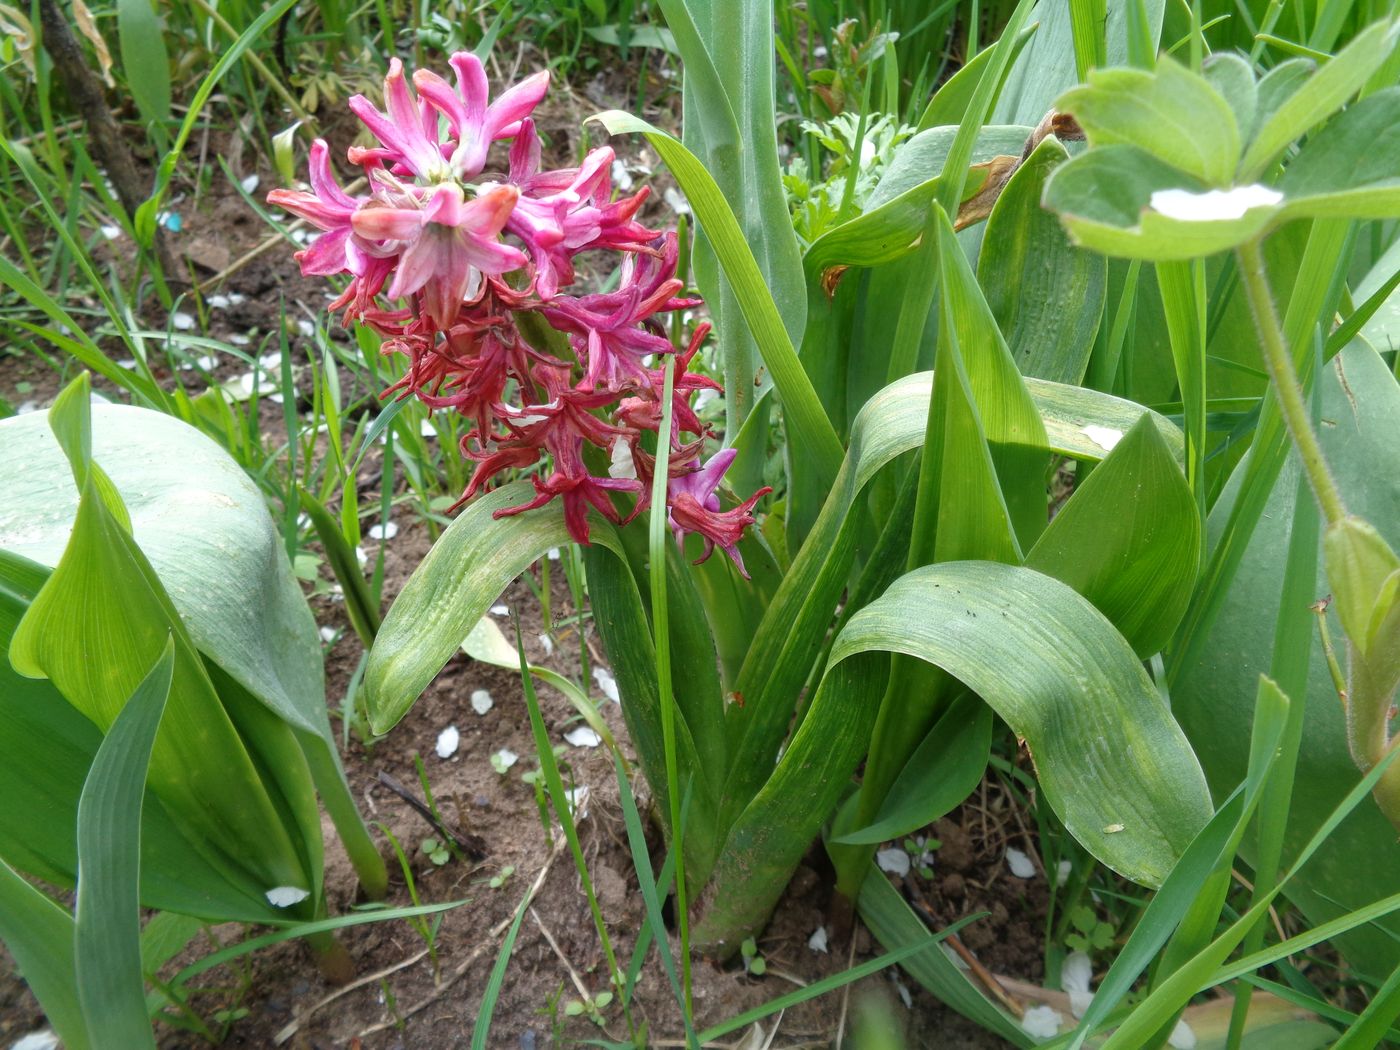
[318,626,337,643]
[1168,1019,1197,1049]
[470,689,494,715]
[538,633,554,656]
[564,726,602,748]
[894,979,912,1009]
[11,1030,60,1050]
[265,885,310,907]
[420,418,438,437]
[368,521,398,541]
[547,547,561,561]
[1149,184,1282,222]
[296,318,314,337]
[229,333,251,346]
[1020,1005,1063,1039]
[99,224,121,240]
[876,848,911,877]
[492,747,518,770]
[172,311,196,331]
[490,604,510,617]
[229,293,247,304]
[208,293,230,309]
[436,725,460,758]
[1006,847,1036,879]
[611,158,634,191]
[1058,859,1073,883]
[1062,950,1095,1018]
[239,173,261,194]
[807,926,829,953]
[609,437,637,480]
[1082,424,1123,451]
[593,666,620,703]
[565,786,590,817]
[663,186,691,216]
[16,401,37,415]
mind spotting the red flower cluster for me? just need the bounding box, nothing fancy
[268,53,769,573]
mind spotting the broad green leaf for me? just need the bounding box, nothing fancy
[0,857,87,1050]
[1057,56,1240,186]
[0,554,290,923]
[917,25,1038,130]
[1174,341,1400,976]
[366,480,594,732]
[833,562,1212,886]
[1026,414,1199,657]
[118,0,171,141]
[6,383,317,907]
[1240,18,1400,180]
[978,135,1106,385]
[832,691,991,846]
[859,125,1028,214]
[75,640,174,1050]
[1043,145,1282,261]
[1278,87,1400,219]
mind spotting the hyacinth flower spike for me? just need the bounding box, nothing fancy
[668,449,771,578]
[347,58,450,181]
[413,53,549,180]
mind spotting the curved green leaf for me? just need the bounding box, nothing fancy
[978,135,1106,386]
[1026,413,1200,656]
[75,640,174,1050]
[365,480,591,733]
[832,562,1212,886]
[0,857,86,1050]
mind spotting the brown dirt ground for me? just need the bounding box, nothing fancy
[0,56,1052,1050]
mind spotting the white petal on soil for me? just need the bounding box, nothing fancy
[1058,859,1073,884]
[1062,950,1095,1018]
[368,521,399,541]
[420,417,438,437]
[492,747,518,770]
[265,885,310,908]
[117,358,138,368]
[435,725,460,758]
[470,689,494,715]
[1006,847,1036,879]
[239,173,261,194]
[538,633,554,656]
[807,926,829,954]
[876,848,911,877]
[663,186,691,216]
[11,1030,60,1050]
[296,318,315,337]
[1149,184,1282,222]
[894,978,912,1009]
[1168,1019,1198,1049]
[100,224,122,240]
[353,546,368,569]
[230,293,247,305]
[610,158,634,191]
[318,626,337,643]
[547,548,561,561]
[172,311,196,331]
[229,333,251,346]
[565,786,590,817]
[490,604,510,617]
[208,293,230,309]
[1020,1005,1063,1039]
[1081,424,1123,451]
[593,666,620,703]
[564,726,602,748]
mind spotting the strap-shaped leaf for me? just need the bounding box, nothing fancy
[832,561,1212,886]
[75,640,174,1050]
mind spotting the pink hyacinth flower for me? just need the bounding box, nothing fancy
[666,449,770,577]
[265,140,363,276]
[347,58,451,181]
[412,53,549,180]
[352,182,526,329]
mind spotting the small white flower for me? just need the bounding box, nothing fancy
[565,726,602,748]
[1006,847,1036,879]
[470,689,494,715]
[265,885,310,907]
[1020,1005,1063,1038]
[368,521,398,541]
[1081,425,1123,451]
[593,666,620,703]
[608,437,637,480]
[435,725,460,758]
[1062,950,1095,1018]
[1149,184,1282,222]
[1168,1019,1197,1049]
[171,311,196,331]
[239,173,261,194]
[808,927,829,953]
[876,848,911,877]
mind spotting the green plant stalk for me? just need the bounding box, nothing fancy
[1235,237,1346,529]
[646,360,690,1011]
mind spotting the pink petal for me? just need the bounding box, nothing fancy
[351,203,423,242]
[486,70,549,138]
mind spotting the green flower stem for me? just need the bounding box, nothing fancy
[1236,237,1347,528]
